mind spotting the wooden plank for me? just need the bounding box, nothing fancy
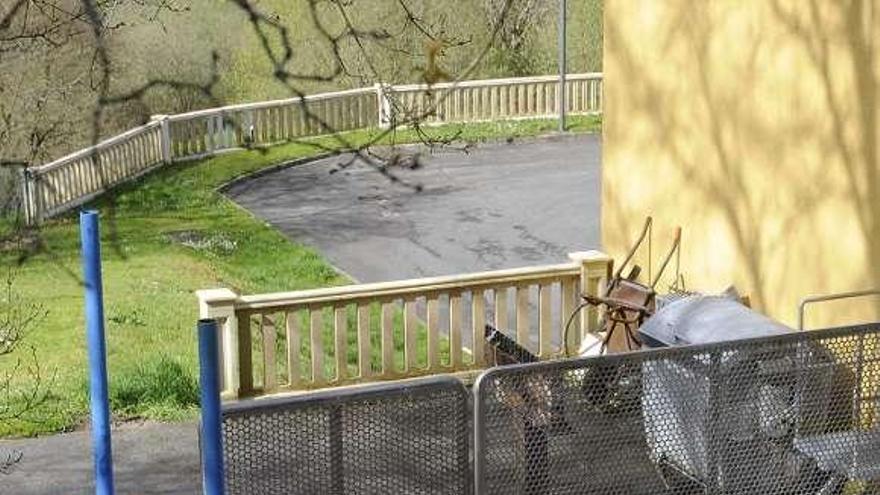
[427,296,440,370]
[494,287,508,330]
[404,297,418,371]
[449,292,462,368]
[285,310,301,388]
[539,284,552,359]
[261,314,277,392]
[381,302,395,376]
[357,304,371,378]
[235,262,579,310]
[334,305,347,382]
[516,285,530,350]
[310,307,324,385]
[562,277,579,356]
[471,290,486,366]
[238,312,253,395]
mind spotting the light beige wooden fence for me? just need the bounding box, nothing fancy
[23,73,602,224]
[197,251,611,400]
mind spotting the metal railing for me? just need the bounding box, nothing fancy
[197,250,612,400]
[222,376,470,495]
[474,323,880,495]
[209,323,880,494]
[22,73,602,224]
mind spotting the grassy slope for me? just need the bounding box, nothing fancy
[0,115,600,437]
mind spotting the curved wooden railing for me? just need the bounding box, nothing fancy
[198,251,611,400]
[21,73,602,224]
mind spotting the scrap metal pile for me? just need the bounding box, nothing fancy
[481,217,871,494]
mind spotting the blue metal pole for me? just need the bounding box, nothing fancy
[198,318,225,495]
[80,210,114,495]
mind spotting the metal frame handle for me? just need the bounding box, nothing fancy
[797,289,880,330]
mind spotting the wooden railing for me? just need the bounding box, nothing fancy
[21,121,165,222]
[197,251,612,400]
[388,74,603,125]
[22,73,602,224]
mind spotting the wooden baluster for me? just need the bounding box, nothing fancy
[595,79,601,112]
[518,84,525,115]
[206,115,215,154]
[292,104,301,137]
[310,306,324,386]
[137,134,147,170]
[357,303,371,379]
[334,305,347,382]
[286,310,301,388]
[471,289,486,366]
[516,285,530,350]
[494,287,508,330]
[449,292,462,368]
[434,91,443,123]
[539,82,547,115]
[261,314,277,392]
[539,283,552,359]
[284,105,293,140]
[490,87,498,119]
[427,296,440,370]
[181,120,190,156]
[562,277,579,356]
[404,297,418,371]
[238,311,253,396]
[381,302,395,376]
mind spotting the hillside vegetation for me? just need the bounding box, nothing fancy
[2,0,602,165]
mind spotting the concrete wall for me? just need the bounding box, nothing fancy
[602,0,879,327]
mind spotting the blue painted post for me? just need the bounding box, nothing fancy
[198,318,225,495]
[80,210,115,495]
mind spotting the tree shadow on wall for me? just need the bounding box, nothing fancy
[604,0,877,316]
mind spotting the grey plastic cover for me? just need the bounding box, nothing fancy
[638,295,793,347]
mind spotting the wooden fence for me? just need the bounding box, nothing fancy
[22,73,602,224]
[198,251,611,400]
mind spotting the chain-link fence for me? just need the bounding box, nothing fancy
[474,324,880,495]
[222,376,471,495]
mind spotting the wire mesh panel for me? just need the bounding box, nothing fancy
[474,324,880,495]
[223,376,470,495]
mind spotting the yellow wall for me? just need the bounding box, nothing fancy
[602,0,880,328]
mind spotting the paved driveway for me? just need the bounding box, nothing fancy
[226,133,602,282]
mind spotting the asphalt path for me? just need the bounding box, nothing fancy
[226,133,602,282]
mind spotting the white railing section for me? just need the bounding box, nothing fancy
[22,73,602,224]
[197,250,611,400]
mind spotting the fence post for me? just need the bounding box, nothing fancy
[198,318,225,495]
[80,211,115,495]
[568,250,612,338]
[557,0,567,132]
[151,115,172,164]
[197,288,240,400]
[375,83,392,128]
[15,164,33,226]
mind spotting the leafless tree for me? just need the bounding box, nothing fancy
[483,0,553,75]
[0,269,51,473]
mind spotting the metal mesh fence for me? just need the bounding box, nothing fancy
[474,324,880,495]
[222,376,471,495]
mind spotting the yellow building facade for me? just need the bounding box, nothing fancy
[602,0,879,327]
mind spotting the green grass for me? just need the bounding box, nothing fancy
[0,115,600,437]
